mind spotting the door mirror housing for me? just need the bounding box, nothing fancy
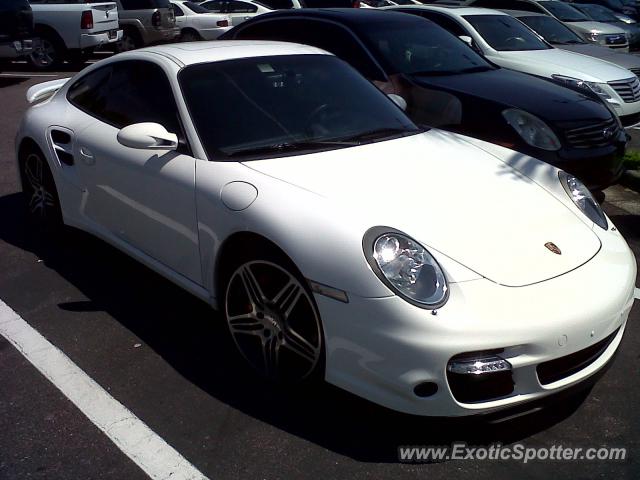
[117,123,179,150]
[459,35,473,47]
[387,93,407,111]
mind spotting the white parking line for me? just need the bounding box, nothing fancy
[0,299,209,480]
[0,73,59,78]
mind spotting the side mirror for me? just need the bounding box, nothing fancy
[117,122,178,150]
[459,35,473,47]
[387,93,407,111]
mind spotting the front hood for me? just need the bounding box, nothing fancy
[567,21,627,35]
[558,43,640,69]
[489,48,634,82]
[409,68,609,123]
[245,130,601,287]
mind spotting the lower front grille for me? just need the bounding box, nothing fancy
[564,118,620,149]
[536,328,619,385]
[630,67,640,79]
[609,77,640,102]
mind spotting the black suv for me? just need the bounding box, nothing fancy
[0,0,36,61]
[221,9,627,190]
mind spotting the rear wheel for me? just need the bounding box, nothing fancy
[19,146,62,230]
[223,255,324,382]
[28,34,64,70]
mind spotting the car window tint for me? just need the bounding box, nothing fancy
[408,11,469,37]
[518,14,585,44]
[464,14,551,51]
[543,1,590,21]
[67,65,113,119]
[172,3,184,15]
[201,0,225,11]
[179,55,418,161]
[233,19,386,81]
[227,1,258,12]
[69,61,181,135]
[470,0,544,13]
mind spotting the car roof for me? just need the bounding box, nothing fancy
[501,9,547,16]
[388,5,507,15]
[125,40,332,66]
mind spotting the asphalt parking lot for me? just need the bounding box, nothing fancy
[0,58,639,480]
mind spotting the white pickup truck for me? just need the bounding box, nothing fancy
[28,0,122,69]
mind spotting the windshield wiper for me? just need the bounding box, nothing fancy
[227,140,357,157]
[336,127,420,143]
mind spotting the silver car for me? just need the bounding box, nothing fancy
[508,9,640,74]
[469,0,630,50]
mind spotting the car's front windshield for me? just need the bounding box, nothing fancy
[357,19,494,76]
[519,15,586,45]
[575,4,621,22]
[179,55,420,161]
[464,14,552,51]
[542,1,591,22]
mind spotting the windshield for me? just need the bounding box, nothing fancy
[179,55,420,161]
[543,1,591,22]
[464,15,551,51]
[357,20,493,76]
[518,15,586,44]
[574,4,621,22]
[183,1,211,12]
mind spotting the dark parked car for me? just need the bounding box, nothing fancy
[567,0,639,20]
[221,9,626,190]
[0,0,36,61]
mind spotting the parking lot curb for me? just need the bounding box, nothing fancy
[620,169,640,193]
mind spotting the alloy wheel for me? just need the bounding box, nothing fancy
[23,153,56,218]
[225,260,322,381]
[30,38,58,69]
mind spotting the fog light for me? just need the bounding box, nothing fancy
[447,356,512,375]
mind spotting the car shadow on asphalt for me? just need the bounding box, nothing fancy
[0,191,624,464]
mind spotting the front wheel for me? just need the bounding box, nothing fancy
[224,257,324,382]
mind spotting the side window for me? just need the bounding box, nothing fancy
[227,1,258,12]
[201,0,225,12]
[513,0,544,12]
[172,3,184,15]
[255,0,293,8]
[69,61,181,136]
[67,65,113,120]
[235,20,386,81]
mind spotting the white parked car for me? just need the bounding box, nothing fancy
[16,42,636,417]
[171,0,231,40]
[393,6,640,126]
[28,0,123,69]
[198,0,283,26]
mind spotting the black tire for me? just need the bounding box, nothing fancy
[28,33,65,70]
[116,28,141,52]
[222,247,325,383]
[19,145,63,231]
[181,29,201,42]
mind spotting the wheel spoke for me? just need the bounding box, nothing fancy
[262,335,280,378]
[239,265,266,309]
[24,160,42,190]
[228,314,263,336]
[272,280,302,320]
[282,327,317,364]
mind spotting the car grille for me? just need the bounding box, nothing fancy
[564,118,620,149]
[605,34,627,46]
[536,328,619,385]
[608,76,640,102]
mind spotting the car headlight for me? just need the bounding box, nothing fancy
[559,171,608,230]
[586,32,603,43]
[502,108,561,151]
[364,228,448,308]
[551,75,615,102]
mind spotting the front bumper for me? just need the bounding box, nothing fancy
[80,29,123,49]
[316,224,636,417]
[0,38,36,58]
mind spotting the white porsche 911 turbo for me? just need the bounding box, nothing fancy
[16,41,636,417]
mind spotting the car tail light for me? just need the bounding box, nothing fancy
[80,10,93,30]
[152,11,162,27]
[217,19,229,27]
[352,0,360,7]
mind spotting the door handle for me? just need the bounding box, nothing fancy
[79,146,95,165]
